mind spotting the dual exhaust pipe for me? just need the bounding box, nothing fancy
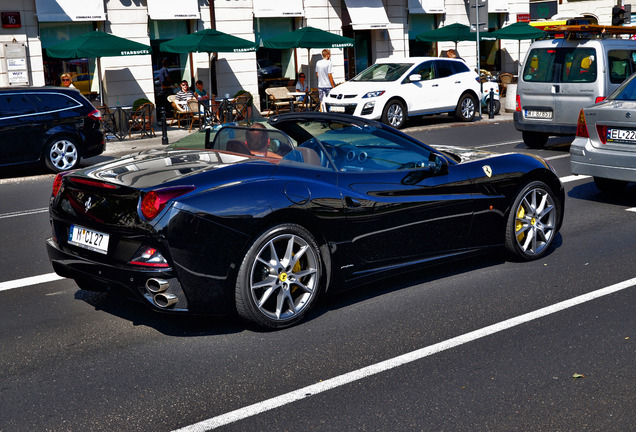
[145,278,178,308]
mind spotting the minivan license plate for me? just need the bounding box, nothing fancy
[329,105,345,113]
[68,224,110,254]
[525,110,552,119]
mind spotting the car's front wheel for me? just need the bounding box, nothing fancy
[505,181,559,261]
[382,100,407,129]
[455,94,477,122]
[45,136,80,172]
[235,224,322,329]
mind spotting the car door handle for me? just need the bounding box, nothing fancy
[345,196,362,208]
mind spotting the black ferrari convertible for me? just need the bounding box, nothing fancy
[46,112,564,328]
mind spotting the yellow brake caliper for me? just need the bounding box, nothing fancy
[516,205,526,242]
[290,257,301,293]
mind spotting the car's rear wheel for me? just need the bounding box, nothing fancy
[505,181,559,261]
[522,131,549,149]
[593,177,628,194]
[235,224,322,329]
[382,100,407,129]
[455,94,476,122]
[45,136,80,172]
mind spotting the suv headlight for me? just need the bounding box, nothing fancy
[362,91,385,98]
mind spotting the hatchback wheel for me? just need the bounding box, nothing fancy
[235,224,322,329]
[45,136,80,172]
[505,181,559,261]
[455,94,476,122]
[382,100,407,129]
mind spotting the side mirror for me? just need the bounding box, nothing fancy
[409,74,422,83]
[428,155,448,175]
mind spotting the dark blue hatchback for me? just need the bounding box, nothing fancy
[0,87,104,172]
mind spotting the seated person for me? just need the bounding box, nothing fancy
[246,123,281,158]
[175,80,195,110]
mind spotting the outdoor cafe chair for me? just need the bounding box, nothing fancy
[187,99,203,133]
[128,102,156,139]
[265,87,294,114]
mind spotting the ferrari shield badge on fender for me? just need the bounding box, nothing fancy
[482,165,492,178]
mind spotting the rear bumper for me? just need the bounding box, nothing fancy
[514,112,576,136]
[570,136,636,182]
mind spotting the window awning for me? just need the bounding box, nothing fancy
[489,0,509,13]
[344,0,390,30]
[253,0,304,18]
[147,0,200,20]
[35,0,105,22]
[408,0,445,14]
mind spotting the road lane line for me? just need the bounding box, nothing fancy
[545,154,570,161]
[172,276,636,432]
[476,140,523,148]
[0,273,64,292]
[0,208,48,219]
[560,174,591,183]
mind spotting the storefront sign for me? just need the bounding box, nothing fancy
[517,14,531,22]
[4,43,29,85]
[1,12,21,28]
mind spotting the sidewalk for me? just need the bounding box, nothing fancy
[104,100,514,156]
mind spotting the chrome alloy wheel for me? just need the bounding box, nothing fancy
[513,186,556,256]
[249,233,319,321]
[460,97,475,120]
[49,139,79,171]
[386,103,404,128]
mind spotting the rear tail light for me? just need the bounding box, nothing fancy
[575,109,589,138]
[516,95,521,112]
[140,186,195,220]
[70,177,119,189]
[595,96,606,104]
[129,246,170,268]
[88,109,102,122]
[596,125,608,144]
[52,172,72,197]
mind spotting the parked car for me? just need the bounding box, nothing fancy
[515,35,636,148]
[325,57,481,129]
[0,87,104,172]
[257,58,283,80]
[47,112,564,329]
[571,71,636,193]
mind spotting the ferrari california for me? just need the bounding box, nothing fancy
[47,112,564,329]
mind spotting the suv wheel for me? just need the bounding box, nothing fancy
[522,131,549,149]
[382,100,407,129]
[455,94,476,122]
[45,136,80,172]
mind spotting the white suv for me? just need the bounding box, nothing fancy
[325,57,481,129]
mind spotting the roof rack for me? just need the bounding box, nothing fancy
[543,24,636,39]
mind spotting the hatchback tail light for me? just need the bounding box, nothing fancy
[596,125,608,144]
[140,186,196,220]
[88,109,102,122]
[595,96,606,104]
[516,95,521,112]
[575,110,589,138]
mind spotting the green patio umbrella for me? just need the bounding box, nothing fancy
[488,22,547,64]
[46,30,152,105]
[415,23,495,51]
[160,29,257,102]
[262,27,354,89]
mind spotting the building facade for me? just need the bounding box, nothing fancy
[0,0,621,112]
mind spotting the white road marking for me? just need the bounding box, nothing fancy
[544,154,570,161]
[476,140,523,149]
[560,174,591,183]
[0,208,48,219]
[0,273,64,292]
[171,277,636,432]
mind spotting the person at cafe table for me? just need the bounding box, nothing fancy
[194,80,209,101]
[175,80,195,110]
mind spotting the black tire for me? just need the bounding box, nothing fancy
[455,93,477,122]
[382,99,407,129]
[522,131,549,149]
[44,135,80,172]
[593,177,628,194]
[235,224,322,329]
[504,181,560,261]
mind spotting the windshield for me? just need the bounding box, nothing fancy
[352,63,412,82]
[609,71,636,100]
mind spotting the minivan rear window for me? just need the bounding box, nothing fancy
[27,93,82,112]
[523,47,597,83]
[608,50,636,83]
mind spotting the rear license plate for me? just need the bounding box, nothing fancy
[607,128,636,143]
[525,109,552,119]
[68,224,110,254]
[329,105,345,113]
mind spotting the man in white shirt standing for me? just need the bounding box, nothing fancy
[315,49,336,112]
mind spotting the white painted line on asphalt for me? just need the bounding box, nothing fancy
[476,140,522,148]
[560,174,591,183]
[172,277,636,432]
[0,208,48,219]
[626,208,636,213]
[545,154,570,161]
[0,273,64,292]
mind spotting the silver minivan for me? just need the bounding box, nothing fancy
[514,37,636,148]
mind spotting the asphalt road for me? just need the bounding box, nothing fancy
[0,119,634,431]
